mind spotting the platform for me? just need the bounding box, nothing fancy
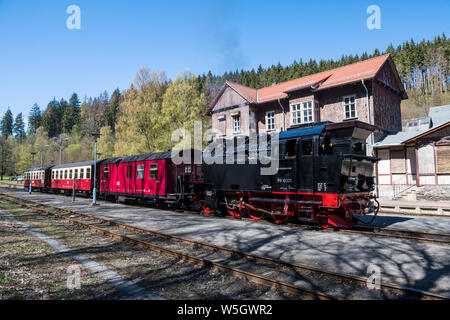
[378,197,450,216]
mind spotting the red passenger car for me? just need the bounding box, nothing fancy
[98,151,202,206]
[51,161,95,194]
[24,166,53,192]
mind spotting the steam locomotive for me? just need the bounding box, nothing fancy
[24,120,379,229]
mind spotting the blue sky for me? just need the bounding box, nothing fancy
[0,0,449,121]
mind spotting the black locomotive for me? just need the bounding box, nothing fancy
[201,120,379,228]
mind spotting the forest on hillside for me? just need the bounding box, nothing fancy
[0,33,449,177]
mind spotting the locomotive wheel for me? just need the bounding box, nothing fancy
[272,213,289,224]
[227,207,246,219]
[248,209,265,220]
[202,206,212,216]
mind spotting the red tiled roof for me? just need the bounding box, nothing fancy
[207,54,406,114]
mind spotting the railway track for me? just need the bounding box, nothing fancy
[170,206,450,245]
[5,188,450,245]
[0,192,448,300]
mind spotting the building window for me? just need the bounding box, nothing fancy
[126,165,132,179]
[266,111,275,131]
[103,167,109,179]
[233,114,240,134]
[149,164,158,179]
[343,95,356,119]
[302,101,313,123]
[291,102,313,125]
[137,164,144,179]
[291,103,301,125]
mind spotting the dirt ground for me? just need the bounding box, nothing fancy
[0,200,297,300]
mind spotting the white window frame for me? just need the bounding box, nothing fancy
[137,164,145,180]
[265,111,275,131]
[232,114,240,134]
[103,166,109,179]
[290,101,314,125]
[343,95,357,120]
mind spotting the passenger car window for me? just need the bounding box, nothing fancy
[64,170,68,179]
[103,167,109,179]
[137,164,144,179]
[86,168,91,179]
[80,168,84,179]
[74,169,78,179]
[149,164,158,179]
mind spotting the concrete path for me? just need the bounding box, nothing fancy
[6,190,450,296]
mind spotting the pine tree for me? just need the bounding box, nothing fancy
[1,108,13,137]
[28,103,41,135]
[62,93,81,133]
[41,99,60,137]
[13,113,26,140]
[107,89,121,132]
[0,136,13,179]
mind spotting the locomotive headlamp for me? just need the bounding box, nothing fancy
[346,176,358,192]
[347,176,358,185]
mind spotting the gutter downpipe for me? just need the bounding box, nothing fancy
[362,79,373,155]
[277,98,286,132]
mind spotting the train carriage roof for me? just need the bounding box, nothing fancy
[24,165,54,172]
[51,160,98,169]
[100,151,175,165]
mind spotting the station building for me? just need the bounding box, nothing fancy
[205,54,407,154]
[374,105,450,200]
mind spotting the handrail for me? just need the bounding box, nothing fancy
[392,174,415,199]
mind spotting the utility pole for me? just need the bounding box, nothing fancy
[29,152,36,194]
[36,144,49,167]
[91,133,101,206]
[53,136,69,165]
